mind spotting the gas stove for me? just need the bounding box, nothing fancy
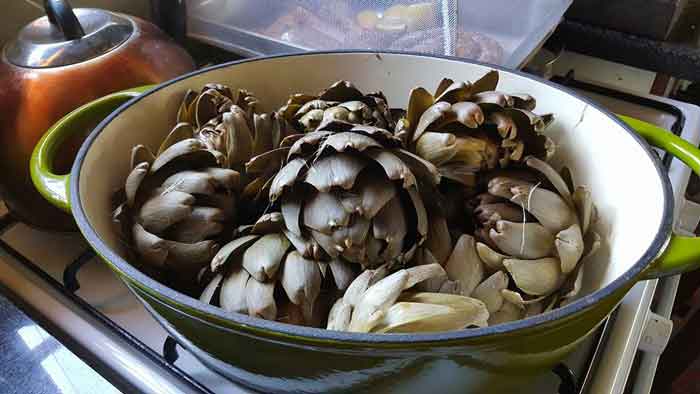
[0,75,699,394]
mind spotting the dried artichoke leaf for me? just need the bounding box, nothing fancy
[304,192,352,234]
[406,87,435,141]
[177,89,197,124]
[405,263,447,290]
[415,132,457,166]
[413,101,452,142]
[398,292,490,328]
[245,279,277,320]
[487,112,517,139]
[510,185,576,233]
[204,168,240,190]
[299,109,325,131]
[472,271,508,314]
[448,102,485,129]
[139,190,194,234]
[304,153,368,192]
[525,156,574,207]
[150,139,212,173]
[279,194,303,235]
[223,109,254,167]
[348,269,408,332]
[125,162,150,207]
[445,234,484,297]
[132,223,168,267]
[284,229,320,260]
[219,267,250,313]
[310,229,341,259]
[365,150,416,188]
[471,70,499,94]
[245,147,289,174]
[343,269,374,307]
[167,206,224,242]
[131,145,155,169]
[373,197,407,262]
[200,273,223,305]
[269,158,307,202]
[161,170,217,196]
[504,257,562,296]
[438,163,478,186]
[164,239,218,267]
[251,212,284,235]
[488,299,523,326]
[280,251,321,308]
[329,259,356,290]
[425,216,452,265]
[344,171,397,219]
[573,186,594,235]
[372,302,456,333]
[473,91,513,107]
[241,233,291,281]
[210,234,259,272]
[487,176,533,199]
[318,80,364,102]
[394,149,441,186]
[158,123,195,156]
[475,242,507,271]
[500,289,547,308]
[435,81,472,104]
[556,223,584,274]
[407,187,429,241]
[320,131,382,154]
[327,298,352,331]
[489,220,554,260]
[560,265,584,306]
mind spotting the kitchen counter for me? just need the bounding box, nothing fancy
[0,291,122,394]
[551,19,700,81]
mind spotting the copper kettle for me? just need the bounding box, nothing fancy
[0,0,195,231]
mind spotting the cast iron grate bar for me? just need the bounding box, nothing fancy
[0,236,215,394]
[553,363,578,394]
[63,250,96,293]
[164,336,180,364]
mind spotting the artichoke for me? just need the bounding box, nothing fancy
[400,71,554,186]
[467,156,601,322]
[200,212,356,326]
[278,80,395,132]
[114,127,239,274]
[113,72,603,333]
[267,118,440,269]
[327,263,489,333]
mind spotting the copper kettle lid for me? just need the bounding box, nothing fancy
[4,0,134,68]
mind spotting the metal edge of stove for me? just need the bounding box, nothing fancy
[0,218,213,394]
[629,98,700,394]
[561,86,700,394]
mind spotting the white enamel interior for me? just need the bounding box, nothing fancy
[78,52,667,301]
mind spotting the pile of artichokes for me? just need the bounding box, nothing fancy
[114,71,600,333]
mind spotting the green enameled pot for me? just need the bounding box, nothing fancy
[30,52,700,394]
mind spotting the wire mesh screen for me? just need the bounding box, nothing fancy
[244,0,502,64]
[188,0,573,67]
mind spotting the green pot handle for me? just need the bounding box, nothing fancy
[30,86,153,212]
[619,114,700,279]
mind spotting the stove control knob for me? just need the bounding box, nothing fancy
[638,311,673,356]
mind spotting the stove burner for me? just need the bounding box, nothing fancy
[552,363,579,394]
[163,336,180,364]
[63,250,96,293]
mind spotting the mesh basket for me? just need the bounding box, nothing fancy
[188,0,573,68]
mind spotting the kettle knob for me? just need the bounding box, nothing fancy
[44,0,85,40]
